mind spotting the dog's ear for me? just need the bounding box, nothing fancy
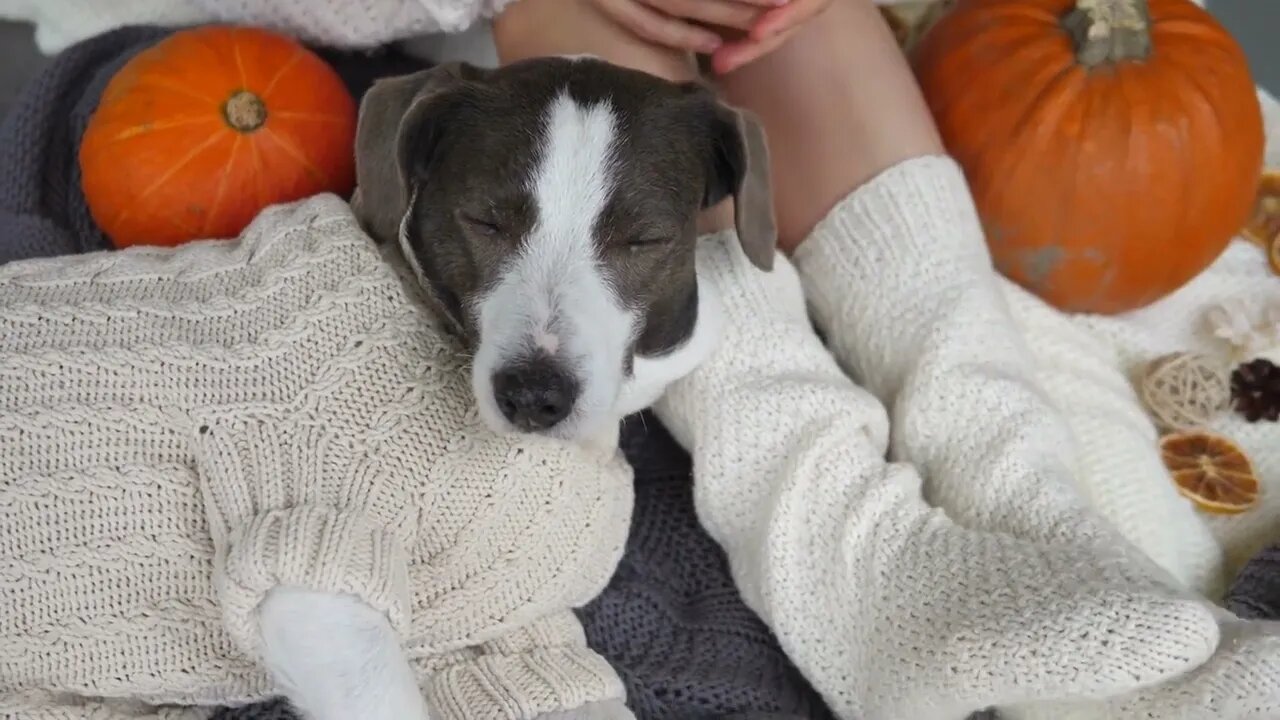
[351,63,485,245]
[703,103,777,271]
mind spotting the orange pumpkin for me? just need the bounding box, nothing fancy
[80,26,357,248]
[913,0,1264,314]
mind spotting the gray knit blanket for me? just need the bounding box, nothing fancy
[0,25,836,720]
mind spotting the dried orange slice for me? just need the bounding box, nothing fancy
[1242,169,1280,249]
[1160,431,1259,515]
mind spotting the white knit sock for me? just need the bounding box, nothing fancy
[791,157,1210,602]
[1003,280,1225,596]
[786,156,1280,720]
[1113,617,1280,720]
[1006,615,1280,720]
[655,235,1220,720]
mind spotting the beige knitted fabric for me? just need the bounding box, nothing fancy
[0,194,630,719]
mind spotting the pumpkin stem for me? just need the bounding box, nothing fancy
[1062,0,1152,67]
[223,90,267,133]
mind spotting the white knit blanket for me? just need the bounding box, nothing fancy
[996,88,1280,601]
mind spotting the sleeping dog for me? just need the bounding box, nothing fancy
[254,57,777,720]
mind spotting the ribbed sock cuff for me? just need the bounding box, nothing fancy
[791,155,993,393]
[793,155,990,298]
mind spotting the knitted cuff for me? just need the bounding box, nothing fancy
[791,155,994,394]
[660,229,890,453]
[191,417,413,660]
[420,612,626,720]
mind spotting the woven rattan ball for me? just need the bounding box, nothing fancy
[1138,352,1231,432]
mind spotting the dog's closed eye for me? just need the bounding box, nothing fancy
[457,210,505,237]
[626,236,672,250]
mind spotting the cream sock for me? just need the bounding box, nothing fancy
[793,159,1148,555]
[654,234,1219,720]
[1002,277,1280,719]
[788,155,1276,720]
[1002,277,1231,594]
[1007,615,1280,720]
[789,157,1231,620]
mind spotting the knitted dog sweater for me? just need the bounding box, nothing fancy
[0,194,630,719]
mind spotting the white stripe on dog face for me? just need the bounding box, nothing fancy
[471,90,638,440]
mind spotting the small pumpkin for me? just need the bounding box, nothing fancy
[80,26,357,248]
[913,0,1264,314]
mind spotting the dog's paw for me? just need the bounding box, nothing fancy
[257,586,431,720]
[532,699,636,720]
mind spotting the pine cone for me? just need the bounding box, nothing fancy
[1231,358,1280,422]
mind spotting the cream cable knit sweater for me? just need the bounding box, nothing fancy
[0,195,630,719]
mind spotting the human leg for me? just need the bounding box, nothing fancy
[713,0,941,252]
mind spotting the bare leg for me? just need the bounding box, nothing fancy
[492,0,735,234]
[714,0,943,252]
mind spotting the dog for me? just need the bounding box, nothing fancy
[255,56,776,720]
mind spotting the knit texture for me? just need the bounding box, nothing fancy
[0,194,629,719]
[993,90,1280,720]
[996,85,1280,599]
[0,0,515,53]
[1228,545,1280,620]
[580,415,836,720]
[1062,81,1280,590]
[789,154,1280,720]
[655,222,1219,720]
[792,157,1187,590]
[0,0,208,54]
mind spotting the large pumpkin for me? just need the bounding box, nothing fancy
[80,26,357,248]
[913,0,1264,314]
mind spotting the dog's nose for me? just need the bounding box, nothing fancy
[492,360,580,431]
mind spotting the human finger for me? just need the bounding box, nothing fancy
[644,0,766,30]
[748,0,828,40]
[710,24,797,73]
[595,0,724,52]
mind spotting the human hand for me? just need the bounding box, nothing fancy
[710,0,833,74]
[589,0,781,54]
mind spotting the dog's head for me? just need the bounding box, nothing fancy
[352,57,774,441]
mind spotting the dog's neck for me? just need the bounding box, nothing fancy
[614,268,724,419]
